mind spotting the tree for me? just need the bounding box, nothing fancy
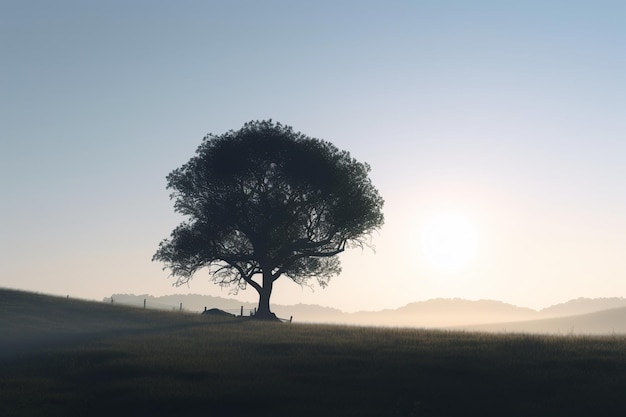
[153,120,384,320]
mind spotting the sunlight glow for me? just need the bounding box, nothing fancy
[420,213,479,272]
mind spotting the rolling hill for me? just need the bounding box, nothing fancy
[105,293,626,333]
[458,306,626,335]
[3,287,626,416]
[0,288,205,358]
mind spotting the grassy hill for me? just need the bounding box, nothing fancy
[459,306,626,335]
[2,288,626,416]
[539,297,626,317]
[0,289,209,358]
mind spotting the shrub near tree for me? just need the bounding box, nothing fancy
[154,120,384,320]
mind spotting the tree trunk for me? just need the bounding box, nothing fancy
[255,269,279,321]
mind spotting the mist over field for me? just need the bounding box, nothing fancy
[108,293,626,335]
[3,288,626,417]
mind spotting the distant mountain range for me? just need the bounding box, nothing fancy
[107,294,626,334]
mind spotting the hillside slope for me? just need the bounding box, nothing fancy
[539,297,626,317]
[3,289,626,416]
[0,288,208,358]
[459,306,626,334]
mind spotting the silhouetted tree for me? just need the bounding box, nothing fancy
[153,120,384,320]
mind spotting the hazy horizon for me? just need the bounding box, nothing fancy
[8,288,626,334]
[2,1,625,313]
[103,290,626,313]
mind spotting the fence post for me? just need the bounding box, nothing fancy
[289,316,293,323]
[180,302,183,312]
[240,306,243,317]
[143,299,146,309]
[111,297,114,305]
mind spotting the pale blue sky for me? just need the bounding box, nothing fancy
[2,1,625,311]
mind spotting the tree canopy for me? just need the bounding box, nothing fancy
[153,120,384,319]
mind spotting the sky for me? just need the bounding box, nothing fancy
[2,0,625,312]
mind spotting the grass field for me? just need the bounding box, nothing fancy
[1,289,626,416]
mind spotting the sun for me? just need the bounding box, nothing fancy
[420,212,479,271]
